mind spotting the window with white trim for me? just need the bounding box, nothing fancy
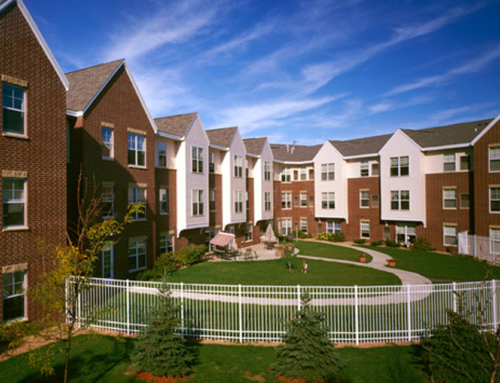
[326,221,341,234]
[2,270,26,322]
[322,192,335,209]
[491,187,500,212]
[159,188,168,214]
[264,162,271,181]
[460,193,469,209]
[209,188,216,211]
[102,127,113,159]
[234,155,243,178]
[282,192,292,209]
[128,186,146,220]
[371,163,379,176]
[281,167,291,182]
[372,194,379,208]
[396,225,417,245]
[2,178,26,228]
[209,152,215,173]
[246,224,253,242]
[321,163,335,181]
[246,191,249,209]
[160,233,174,254]
[390,156,409,176]
[281,219,292,235]
[360,161,369,177]
[102,184,114,218]
[156,141,167,167]
[300,218,308,233]
[192,190,204,216]
[490,147,500,172]
[443,153,456,172]
[128,133,145,167]
[235,191,243,213]
[102,245,113,279]
[264,192,271,211]
[299,168,307,181]
[443,226,457,246]
[490,228,500,255]
[360,221,370,239]
[192,147,203,173]
[129,238,147,271]
[391,190,409,210]
[360,190,369,208]
[2,83,25,135]
[300,192,307,207]
[443,188,457,209]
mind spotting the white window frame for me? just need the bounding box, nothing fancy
[234,191,243,213]
[326,221,341,234]
[102,183,114,218]
[300,218,308,233]
[246,224,253,242]
[282,192,292,209]
[234,155,243,178]
[360,190,370,208]
[159,188,168,214]
[490,187,500,213]
[264,192,271,211]
[2,83,26,136]
[390,156,409,177]
[209,152,215,173]
[128,186,146,220]
[2,270,26,322]
[129,238,147,272]
[299,168,307,181]
[443,225,457,247]
[128,133,146,167]
[192,146,203,173]
[281,219,292,235]
[391,190,409,210]
[160,233,174,254]
[490,228,500,255]
[490,146,500,172]
[443,153,456,172]
[102,127,114,159]
[396,225,417,245]
[209,188,216,211]
[360,221,370,239]
[443,188,457,209]
[264,162,271,181]
[192,190,204,216]
[281,167,291,183]
[322,192,335,210]
[321,163,335,181]
[300,192,307,207]
[2,178,27,229]
[156,141,167,168]
[360,161,369,177]
[102,244,114,279]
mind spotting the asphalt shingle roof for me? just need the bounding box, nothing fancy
[66,59,124,112]
[154,113,198,137]
[206,127,237,148]
[329,134,392,157]
[243,137,267,155]
[270,144,322,162]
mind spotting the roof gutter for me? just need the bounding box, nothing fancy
[209,144,229,151]
[66,109,83,117]
[156,131,183,141]
[273,160,314,165]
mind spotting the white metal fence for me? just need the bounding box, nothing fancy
[69,277,500,345]
[458,232,500,263]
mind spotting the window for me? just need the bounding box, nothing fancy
[102,127,113,158]
[300,192,307,207]
[102,245,114,279]
[2,270,26,322]
[234,155,243,178]
[443,226,457,246]
[490,228,500,255]
[192,190,204,216]
[282,192,292,209]
[102,184,114,218]
[396,225,417,245]
[281,167,291,182]
[281,219,292,236]
[128,186,146,220]
[321,163,335,181]
[460,155,470,171]
[326,221,341,234]
[246,224,253,242]
[235,191,243,213]
[294,196,299,207]
[443,188,457,209]
[300,219,308,233]
[129,238,147,271]
[209,188,216,211]
[246,159,249,178]
[192,146,203,173]
[322,192,335,209]
[128,133,146,167]
[264,192,271,211]
[443,153,456,172]
[372,194,379,208]
[371,163,379,176]
[2,83,25,135]
[294,170,299,181]
[491,187,500,212]
[228,226,235,235]
[460,193,470,209]
[390,156,409,176]
[360,190,370,208]
[391,190,410,210]
[2,178,26,228]
[490,147,500,172]
[360,161,369,177]
[157,141,167,167]
[264,162,271,181]
[360,221,370,239]
[159,188,168,214]
[300,168,307,181]
[160,233,174,254]
[309,195,314,207]
[209,152,215,173]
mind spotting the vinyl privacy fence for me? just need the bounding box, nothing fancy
[69,277,500,345]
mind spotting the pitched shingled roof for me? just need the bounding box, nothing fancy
[154,113,198,137]
[329,134,392,157]
[401,119,493,148]
[66,59,124,112]
[206,127,237,148]
[243,137,267,155]
[271,144,322,162]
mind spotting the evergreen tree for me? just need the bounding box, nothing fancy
[132,280,195,377]
[272,293,344,382]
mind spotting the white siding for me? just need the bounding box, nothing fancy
[254,139,274,223]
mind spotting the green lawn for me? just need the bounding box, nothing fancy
[294,240,372,262]
[0,335,427,382]
[361,245,500,282]
[166,257,400,286]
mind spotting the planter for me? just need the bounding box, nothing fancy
[358,254,367,263]
[387,259,397,267]
[275,245,285,257]
[286,244,295,251]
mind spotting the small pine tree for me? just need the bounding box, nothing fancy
[132,280,195,377]
[272,293,344,382]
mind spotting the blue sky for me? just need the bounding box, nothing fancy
[26,0,500,144]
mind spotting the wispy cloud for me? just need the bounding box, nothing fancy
[385,45,500,96]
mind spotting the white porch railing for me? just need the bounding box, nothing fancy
[458,232,500,263]
[68,277,500,345]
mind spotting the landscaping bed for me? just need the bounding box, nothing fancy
[293,240,372,263]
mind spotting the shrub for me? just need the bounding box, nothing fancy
[175,245,206,267]
[354,238,366,245]
[410,237,434,252]
[291,230,308,239]
[331,232,346,242]
[316,232,329,241]
[307,232,313,238]
[370,240,383,246]
[272,294,344,382]
[385,239,401,248]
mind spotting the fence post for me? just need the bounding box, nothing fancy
[238,284,243,343]
[126,279,130,336]
[473,234,477,258]
[354,285,359,345]
[77,280,81,327]
[493,280,497,329]
[453,282,457,313]
[297,285,301,312]
[180,282,185,333]
[65,277,69,325]
[407,285,411,342]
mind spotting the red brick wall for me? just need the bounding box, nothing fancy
[156,167,176,257]
[0,4,67,322]
[209,174,222,228]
